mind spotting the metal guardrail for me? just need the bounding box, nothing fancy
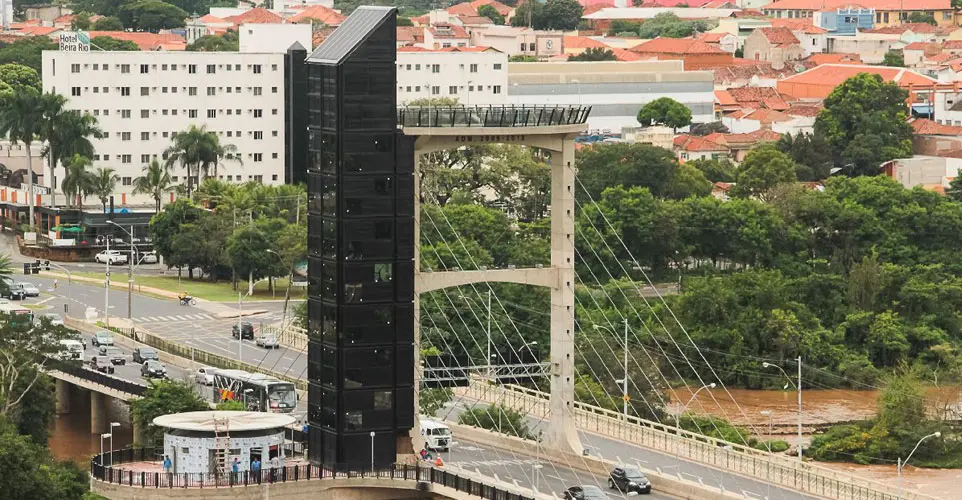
[65,316,308,392]
[398,105,591,128]
[465,382,939,500]
[53,360,149,397]
[263,324,307,352]
[91,447,534,499]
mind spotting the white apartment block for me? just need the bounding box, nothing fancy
[396,47,509,106]
[41,50,287,190]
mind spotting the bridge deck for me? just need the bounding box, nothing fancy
[397,105,590,129]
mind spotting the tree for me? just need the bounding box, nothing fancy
[0,312,75,418]
[458,404,536,439]
[776,131,833,181]
[227,221,277,290]
[40,93,102,207]
[148,199,204,270]
[165,124,240,194]
[508,55,538,62]
[118,0,188,32]
[690,121,729,136]
[0,87,42,226]
[948,175,962,202]
[729,144,798,201]
[92,167,118,212]
[907,12,937,25]
[637,97,692,130]
[0,418,90,500]
[170,213,231,279]
[688,158,736,182]
[133,159,175,212]
[636,12,709,38]
[71,12,93,30]
[577,143,700,200]
[814,73,913,176]
[0,37,58,75]
[0,64,40,92]
[90,36,139,51]
[396,16,414,26]
[91,15,124,30]
[61,155,95,209]
[514,0,582,30]
[569,47,617,61]
[186,30,239,51]
[131,380,208,444]
[882,50,904,67]
[215,399,246,410]
[477,4,504,24]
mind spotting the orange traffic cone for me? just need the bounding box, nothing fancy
[435,456,444,467]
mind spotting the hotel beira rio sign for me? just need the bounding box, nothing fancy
[59,31,90,52]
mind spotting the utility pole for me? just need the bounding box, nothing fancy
[237,292,243,363]
[623,317,629,422]
[128,224,134,319]
[104,236,110,328]
[486,289,492,380]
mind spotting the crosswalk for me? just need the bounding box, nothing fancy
[132,314,216,323]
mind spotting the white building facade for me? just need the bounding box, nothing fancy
[42,50,287,190]
[396,48,509,105]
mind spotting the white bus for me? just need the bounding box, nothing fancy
[0,300,33,325]
[211,369,298,413]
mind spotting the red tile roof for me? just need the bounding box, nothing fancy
[459,14,495,25]
[564,35,607,49]
[865,22,955,35]
[223,8,286,25]
[804,52,861,65]
[610,47,645,61]
[427,23,469,39]
[715,89,738,106]
[88,31,187,50]
[288,5,346,25]
[785,104,822,117]
[911,118,962,136]
[944,40,962,50]
[726,86,787,106]
[312,27,335,48]
[674,135,729,152]
[470,0,513,16]
[759,27,800,46]
[199,14,227,23]
[697,32,729,43]
[779,64,938,87]
[17,26,59,36]
[631,37,727,54]
[397,45,496,52]
[769,18,828,34]
[446,2,478,16]
[397,26,423,44]
[761,0,951,10]
[743,108,792,122]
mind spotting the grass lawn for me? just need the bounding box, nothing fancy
[72,272,307,302]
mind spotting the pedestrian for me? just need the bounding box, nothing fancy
[419,447,428,461]
[269,455,279,482]
[251,457,261,483]
[162,455,172,474]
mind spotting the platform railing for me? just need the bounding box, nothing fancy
[398,105,591,128]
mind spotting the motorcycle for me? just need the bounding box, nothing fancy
[179,296,197,306]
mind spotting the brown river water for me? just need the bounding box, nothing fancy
[48,387,961,498]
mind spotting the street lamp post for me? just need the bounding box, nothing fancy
[675,383,716,455]
[594,319,630,421]
[369,431,376,472]
[100,433,111,466]
[104,235,110,328]
[898,432,941,500]
[109,422,120,465]
[763,358,803,462]
[761,410,773,499]
[107,221,135,320]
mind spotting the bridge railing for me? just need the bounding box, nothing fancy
[263,324,307,352]
[90,447,534,499]
[398,105,591,128]
[464,381,938,500]
[48,359,149,397]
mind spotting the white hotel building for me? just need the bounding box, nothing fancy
[396,47,509,106]
[41,50,289,189]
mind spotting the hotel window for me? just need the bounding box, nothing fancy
[189,109,198,118]
[71,63,80,73]
[207,109,216,118]
[122,109,132,118]
[140,64,148,74]
[140,87,149,96]
[253,153,263,162]
[431,86,440,95]
[449,86,457,94]
[118,87,129,96]
[470,63,477,73]
[140,109,149,118]
[493,85,502,94]
[162,64,167,70]
[121,155,132,164]
[494,63,502,70]
[272,130,278,137]
[272,86,278,93]
[207,64,216,74]
[272,64,277,71]
[254,131,263,140]
[141,154,150,163]
[188,87,197,96]
[253,64,262,74]
[122,177,132,186]
[272,153,278,159]
[188,64,196,74]
[253,87,262,96]
[120,64,130,73]
[121,132,131,141]
[141,132,149,140]
[431,64,440,73]
[207,87,215,96]
[254,109,263,118]
[71,87,80,96]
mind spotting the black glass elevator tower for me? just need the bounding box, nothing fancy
[304,6,416,468]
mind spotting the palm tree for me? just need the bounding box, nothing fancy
[61,154,94,209]
[0,88,42,226]
[164,125,209,196]
[41,98,102,206]
[200,132,242,180]
[92,167,118,212]
[132,159,175,212]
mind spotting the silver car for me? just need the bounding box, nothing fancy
[195,366,216,385]
[255,334,279,349]
[39,313,64,326]
[17,282,40,297]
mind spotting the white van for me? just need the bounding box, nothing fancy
[59,339,84,360]
[421,419,453,451]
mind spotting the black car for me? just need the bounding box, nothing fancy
[140,360,167,379]
[1,286,26,300]
[88,357,115,374]
[232,322,255,340]
[563,485,608,500]
[608,466,652,494]
[132,347,158,363]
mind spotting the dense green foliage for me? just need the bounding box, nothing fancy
[635,13,711,38]
[118,0,188,32]
[569,47,616,61]
[90,36,139,51]
[881,50,905,67]
[187,30,239,51]
[477,4,504,24]
[131,380,209,444]
[514,0,583,30]
[458,404,537,440]
[636,97,692,130]
[0,37,58,76]
[577,143,710,201]
[72,0,233,17]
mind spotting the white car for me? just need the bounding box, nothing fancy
[139,251,158,264]
[255,334,279,349]
[95,250,128,265]
[195,366,216,385]
[17,282,40,297]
